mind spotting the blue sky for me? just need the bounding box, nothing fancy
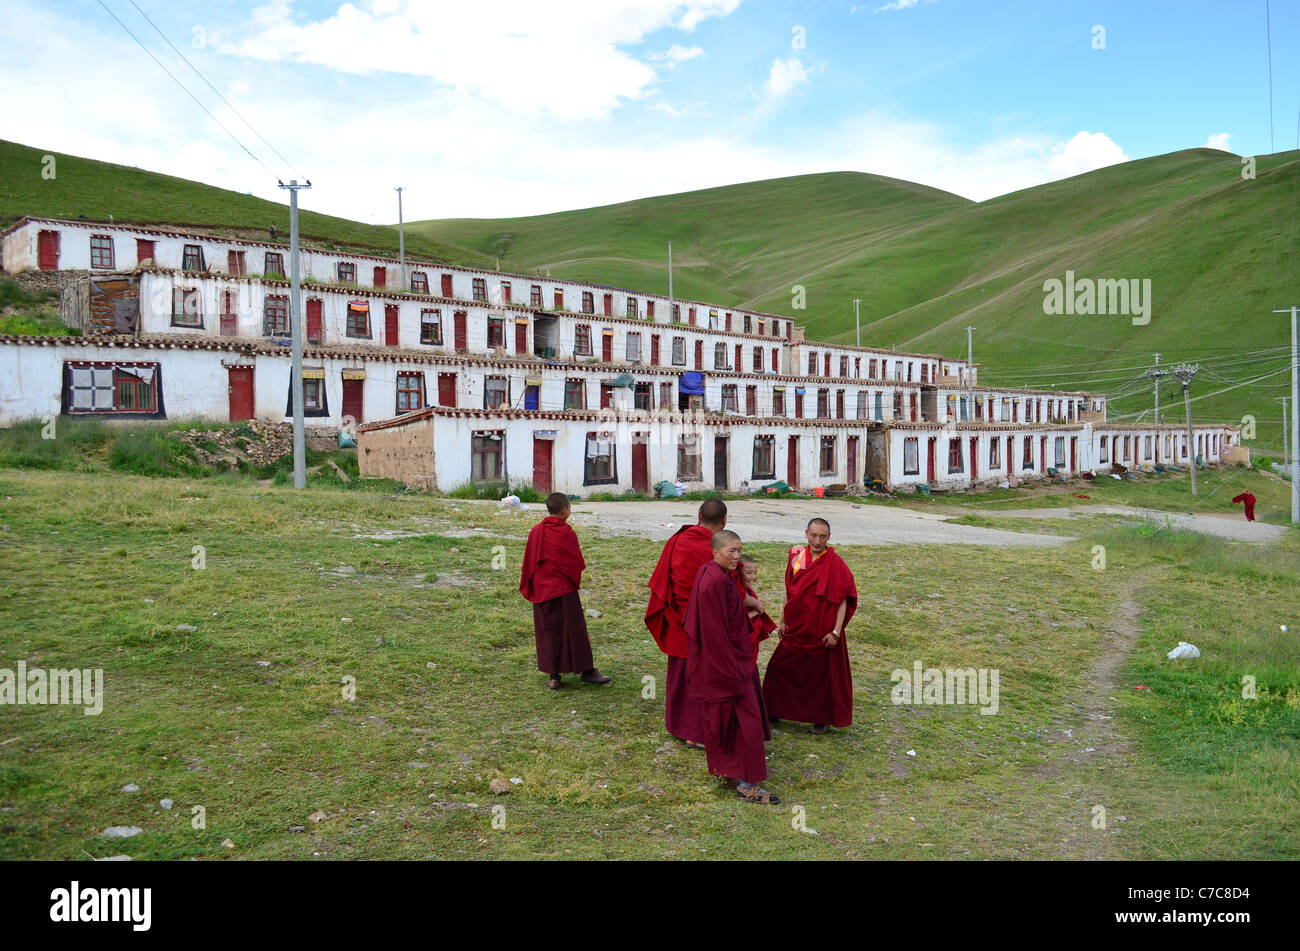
[2,0,1297,221]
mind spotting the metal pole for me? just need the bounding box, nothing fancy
[667,241,674,321]
[1280,397,1289,486]
[1153,352,1160,423]
[279,178,312,489]
[395,187,406,292]
[854,298,861,348]
[1182,379,1197,496]
[965,326,975,422]
[1273,306,1299,523]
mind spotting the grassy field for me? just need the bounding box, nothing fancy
[0,462,1295,860]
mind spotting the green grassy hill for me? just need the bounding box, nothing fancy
[0,139,493,269]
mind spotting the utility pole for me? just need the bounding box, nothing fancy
[1274,306,1300,524]
[1169,363,1200,496]
[278,178,312,489]
[667,241,674,322]
[1147,352,1161,423]
[1279,396,1290,487]
[395,187,406,292]
[965,326,975,422]
[854,298,862,348]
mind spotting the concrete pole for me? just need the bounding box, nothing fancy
[395,187,406,291]
[1153,352,1160,423]
[1280,397,1289,487]
[965,326,975,422]
[854,297,861,348]
[278,178,311,489]
[667,241,674,321]
[1274,307,1299,523]
[1183,379,1197,497]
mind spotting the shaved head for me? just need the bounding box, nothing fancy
[807,517,830,532]
[711,529,741,550]
[711,529,743,571]
[698,498,728,529]
[546,492,570,515]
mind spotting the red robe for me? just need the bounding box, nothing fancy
[735,576,777,665]
[520,516,593,674]
[1232,492,1257,521]
[761,545,857,728]
[645,525,714,743]
[684,561,770,783]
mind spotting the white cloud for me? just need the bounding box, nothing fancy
[1205,132,1231,151]
[648,44,706,68]
[1045,131,1129,178]
[764,58,812,99]
[648,100,711,117]
[875,0,938,13]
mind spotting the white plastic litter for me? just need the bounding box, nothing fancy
[499,494,521,509]
[1166,641,1201,659]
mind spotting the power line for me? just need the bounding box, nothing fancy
[126,0,307,181]
[95,0,275,176]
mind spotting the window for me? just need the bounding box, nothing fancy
[228,250,246,275]
[411,272,429,294]
[839,356,849,377]
[856,392,868,419]
[920,363,929,383]
[471,432,504,482]
[647,301,656,318]
[529,285,542,307]
[265,252,285,278]
[869,358,878,379]
[634,382,653,410]
[472,278,487,301]
[817,389,830,418]
[626,332,642,362]
[677,434,701,480]
[488,317,505,348]
[626,297,638,318]
[1099,438,1109,463]
[744,315,752,334]
[1056,437,1066,468]
[948,438,964,473]
[1023,437,1034,469]
[346,301,370,338]
[753,435,775,479]
[672,337,686,366]
[773,388,786,416]
[171,287,201,327]
[753,347,763,372]
[584,432,616,484]
[263,295,290,335]
[582,291,595,314]
[807,352,817,375]
[989,439,1001,469]
[672,304,681,322]
[659,382,673,407]
[1000,400,1011,422]
[179,244,203,272]
[396,372,425,412]
[820,436,837,476]
[575,324,592,356]
[1143,435,1152,460]
[484,376,508,409]
[721,385,738,412]
[90,235,114,269]
[500,281,512,303]
[903,437,919,475]
[714,342,729,369]
[894,392,904,420]
[303,378,324,412]
[65,363,159,414]
[564,378,585,410]
[337,262,356,283]
[420,309,442,344]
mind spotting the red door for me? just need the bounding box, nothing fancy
[847,436,858,485]
[787,437,799,487]
[454,311,467,350]
[602,293,613,316]
[220,291,238,336]
[532,437,553,495]
[1070,437,1077,472]
[306,298,323,343]
[969,437,978,482]
[745,386,757,416]
[37,230,59,270]
[837,391,846,419]
[694,340,703,370]
[601,334,613,362]
[374,266,386,288]
[600,384,612,409]
[385,304,399,347]
[441,274,454,297]
[651,336,660,365]
[554,289,564,310]
[138,240,156,265]
[227,367,254,421]
[515,321,527,355]
[632,439,649,495]
[824,354,831,376]
[1006,436,1013,474]
[795,392,804,418]
[437,373,456,407]
[772,348,779,372]
[342,379,364,425]
[734,344,742,372]
[926,437,936,483]
[1040,436,1048,471]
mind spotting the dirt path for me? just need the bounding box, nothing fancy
[963,505,1286,543]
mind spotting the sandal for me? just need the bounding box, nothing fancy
[581,668,612,685]
[547,676,562,690]
[736,782,780,804]
[683,740,706,750]
[810,723,828,735]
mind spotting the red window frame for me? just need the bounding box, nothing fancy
[90,235,114,269]
[396,372,425,412]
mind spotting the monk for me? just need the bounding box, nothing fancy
[645,498,727,749]
[520,492,611,690]
[762,517,857,734]
[684,530,778,804]
[1232,491,1257,521]
[736,554,777,664]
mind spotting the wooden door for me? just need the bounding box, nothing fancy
[437,373,456,407]
[600,384,612,409]
[227,367,254,421]
[713,436,728,490]
[515,321,527,355]
[441,274,454,297]
[969,437,978,481]
[373,266,386,288]
[532,437,553,495]
[1070,437,1077,472]
[772,348,779,372]
[926,437,935,483]
[553,288,563,310]
[632,439,649,494]
[786,437,799,487]
[602,293,612,316]
[847,436,858,485]
[734,344,742,371]
[694,340,703,370]
[837,390,846,419]
[1006,436,1013,473]
[453,311,467,350]
[384,304,399,347]
[37,230,59,270]
[795,392,804,418]
[745,386,757,416]
[601,334,613,362]
[342,379,363,425]
[651,335,660,365]
[306,298,323,343]
[220,290,238,336]
[137,240,156,265]
[1040,435,1048,470]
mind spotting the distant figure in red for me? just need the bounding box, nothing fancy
[520,492,611,690]
[684,530,778,804]
[1232,491,1257,521]
[762,517,858,734]
[736,554,777,664]
[645,499,727,749]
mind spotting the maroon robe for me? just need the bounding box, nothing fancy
[735,576,777,664]
[1232,492,1257,521]
[684,561,770,783]
[645,525,714,743]
[520,516,594,674]
[762,545,857,728]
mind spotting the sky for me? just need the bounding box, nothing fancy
[2,0,1298,223]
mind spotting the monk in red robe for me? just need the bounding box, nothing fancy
[737,554,777,664]
[645,499,727,748]
[684,530,779,804]
[1232,491,1257,521]
[762,517,857,734]
[520,492,611,690]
